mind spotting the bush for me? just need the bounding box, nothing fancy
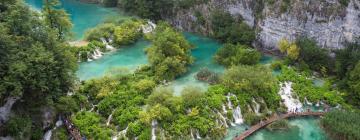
[214,44,261,67]
[321,110,360,140]
[5,116,32,138]
[113,20,143,46]
[210,10,255,45]
[195,68,220,84]
[296,37,331,73]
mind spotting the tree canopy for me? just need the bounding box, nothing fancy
[146,22,194,81]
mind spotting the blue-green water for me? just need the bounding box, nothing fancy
[224,117,327,140]
[25,1,328,140]
[76,39,150,81]
[25,0,130,39]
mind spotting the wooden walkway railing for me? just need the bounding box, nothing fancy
[63,117,83,140]
[233,111,325,140]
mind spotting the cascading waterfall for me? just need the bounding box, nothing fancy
[233,106,243,124]
[190,129,195,140]
[315,101,320,107]
[78,53,81,62]
[43,117,63,140]
[151,120,157,140]
[142,21,157,34]
[112,126,128,140]
[222,104,228,113]
[87,52,93,62]
[226,93,234,110]
[225,93,244,125]
[195,129,201,139]
[0,97,19,125]
[251,98,261,115]
[106,110,115,126]
[304,97,313,106]
[101,38,115,51]
[278,82,303,112]
[217,112,229,128]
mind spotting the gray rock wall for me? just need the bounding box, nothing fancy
[168,0,360,50]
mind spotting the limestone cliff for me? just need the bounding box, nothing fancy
[167,0,360,50]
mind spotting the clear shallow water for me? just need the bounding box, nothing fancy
[76,39,150,81]
[170,33,225,95]
[25,0,130,39]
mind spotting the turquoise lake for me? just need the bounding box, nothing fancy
[25,1,329,140]
[25,0,130,39]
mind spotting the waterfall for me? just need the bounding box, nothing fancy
[233,106,244,124]
[87,52,93,62]
[251,99,261,115]
[195,129,201,139]
[78,53,81,62]
[304,97,313,106]
[43,117,63,140]
[142,21,157,34]
[222,104,227,113]
[217,112,228,128]
[43,130,52,140]
[106,110,114,126]
[101,38,115,51]
[91,48,103,60]
[151,120,157,140]
[190,129,195,140]
[278,82,303,112]
[112,126,128,140]
[0,97,19,125]
[315,101,320,107]
[226,93,233,109]
[89,104,96,112]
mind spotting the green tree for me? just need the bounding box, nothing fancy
[146,22,194,80]
[347,61,360,106]
[215,44,261,67]
[43,0,73,40]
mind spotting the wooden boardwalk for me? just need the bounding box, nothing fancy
[63,117,83,140]
[233,111,325,140]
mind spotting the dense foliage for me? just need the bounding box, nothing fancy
[277,66,346,106]
[0,0,76,138]
[321,110,360,140]
[146,22,194,81]
[222,65,281,111]
[210,10,255,45]
[214,44,261,67]
[296,38,331,73]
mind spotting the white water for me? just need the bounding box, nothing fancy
[278,82,303,112]
[195,129,201,139]
[142,21,156,34]
[217,112,229,128]
[43,117,63,140]
[304,97,313,106]
[151,120,157,140]
[112,126,128,140]
[225,93,244,125]
[222,104,228,113]
[0,97,19,125]
[106,110,114,126]
[233,106,243,124]
[101,38,115,51]
[226,93,233,110]
[251,98,261,115]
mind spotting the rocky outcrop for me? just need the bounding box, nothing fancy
[168,0,360,50]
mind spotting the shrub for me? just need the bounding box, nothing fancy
[214,44,261,67]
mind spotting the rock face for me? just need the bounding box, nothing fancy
[168,0,360,50]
